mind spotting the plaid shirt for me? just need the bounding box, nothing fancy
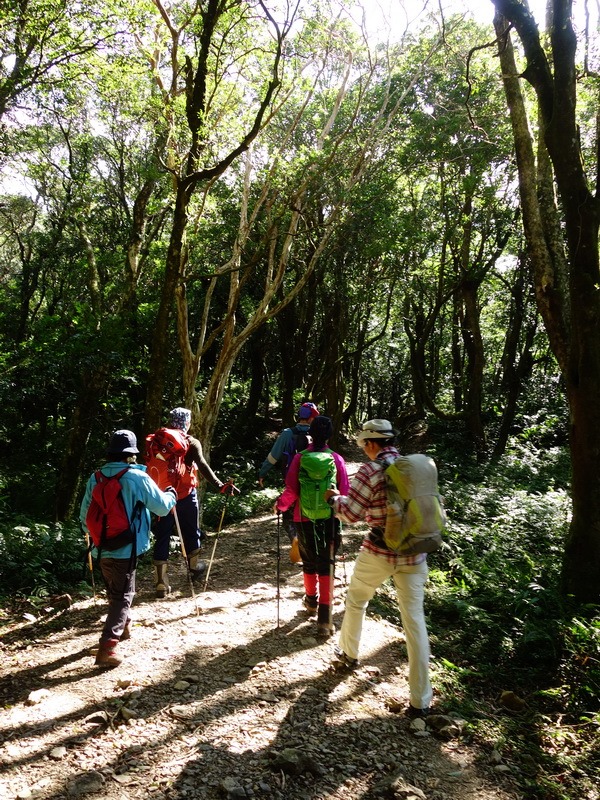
[332,445,426,566]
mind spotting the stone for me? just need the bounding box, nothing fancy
[66,771,105,797]
[25,689,51,706]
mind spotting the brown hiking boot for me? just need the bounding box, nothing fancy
[95,638,122,669]
[153,560,171,598]
[317,622,336,637]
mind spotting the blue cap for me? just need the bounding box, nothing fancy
[298,402,319,420]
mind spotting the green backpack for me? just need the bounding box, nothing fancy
[298,449,336,520]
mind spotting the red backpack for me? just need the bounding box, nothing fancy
[145,427,189,494]
[85,467,135,550]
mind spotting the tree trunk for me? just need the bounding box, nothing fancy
[492,2,600,600]
[54,363,109,521]
[461,281,487,459]
[144,188,189,435]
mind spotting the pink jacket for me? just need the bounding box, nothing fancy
[276,446,349,522]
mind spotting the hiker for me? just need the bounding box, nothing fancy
[259,402,319,542]
[324,419,433,718]
[79,429,177,668]
[148,407,237,599]
[274,415,349,636]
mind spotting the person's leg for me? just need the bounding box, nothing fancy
[282,508,297,543]
[297,522,318,612]
[392,561,432,710]
[177,491,206,581]
[338,550,392,660]
[153,512,174,561]
[153,512,174,597]
[315,518,338,635]
[178,491,202,554]
[97,558,135,668]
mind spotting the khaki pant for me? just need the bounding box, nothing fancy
[338,550,432,709]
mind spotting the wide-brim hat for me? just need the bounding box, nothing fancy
[107,429,139,456]
[356,419,396,445]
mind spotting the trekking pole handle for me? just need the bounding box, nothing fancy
[220,478,239,495]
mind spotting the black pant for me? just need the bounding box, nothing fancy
[296,517,341,577]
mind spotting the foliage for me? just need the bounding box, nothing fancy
[0,518,86,599]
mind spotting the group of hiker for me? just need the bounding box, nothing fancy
[79,402,435,718]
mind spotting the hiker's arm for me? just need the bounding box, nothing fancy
[275,452,300,512]
[334,453,350,495]
[79,475,95,529]
[138,474,178,517]
[258,429,291,481]
[327,466,376,523]
[187,435,224,490]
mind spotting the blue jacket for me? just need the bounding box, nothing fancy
[79,461,177,559]
[258,423,311,479]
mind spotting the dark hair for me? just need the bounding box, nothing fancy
[362,437,395,447]
[309,415,333,450]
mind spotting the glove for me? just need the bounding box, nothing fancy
[220,480,240,496]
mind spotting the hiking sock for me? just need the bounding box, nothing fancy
[303,572,318,597]
[318,573,332,607]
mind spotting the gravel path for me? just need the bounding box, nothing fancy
[0,499,522,800]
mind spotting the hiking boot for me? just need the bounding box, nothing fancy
[120,619,132,641]
[188,549,207,584]
[153,560,171,598]
[95,638,122,669]
[302,595,318,614]
[330,647,358,673]
[405,705,430,719]
[317,603,334,636]
[317,622,336,637]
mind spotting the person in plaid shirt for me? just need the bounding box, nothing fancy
[324,419,432,718]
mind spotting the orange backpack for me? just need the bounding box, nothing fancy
[145,428,189,495]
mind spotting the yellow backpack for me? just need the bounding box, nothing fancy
[384,454,447,555]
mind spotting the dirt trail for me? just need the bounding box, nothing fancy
[0,488,522,800]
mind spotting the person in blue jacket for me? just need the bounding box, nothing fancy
[80,429,177,669]
[258,402,319,543]
[258,402,319,487]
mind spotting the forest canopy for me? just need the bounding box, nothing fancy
[1,0,599,602]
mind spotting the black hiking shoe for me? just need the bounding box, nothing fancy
[189,560,207,584]
[405,705,430,719]
[302,595,318,614]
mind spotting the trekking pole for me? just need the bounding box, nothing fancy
[203,481,235,592]
[328,532,335,631]
[276,510,281,630]
[84,530,97,602]
[173,506,200,617]
[338,522,347,587]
